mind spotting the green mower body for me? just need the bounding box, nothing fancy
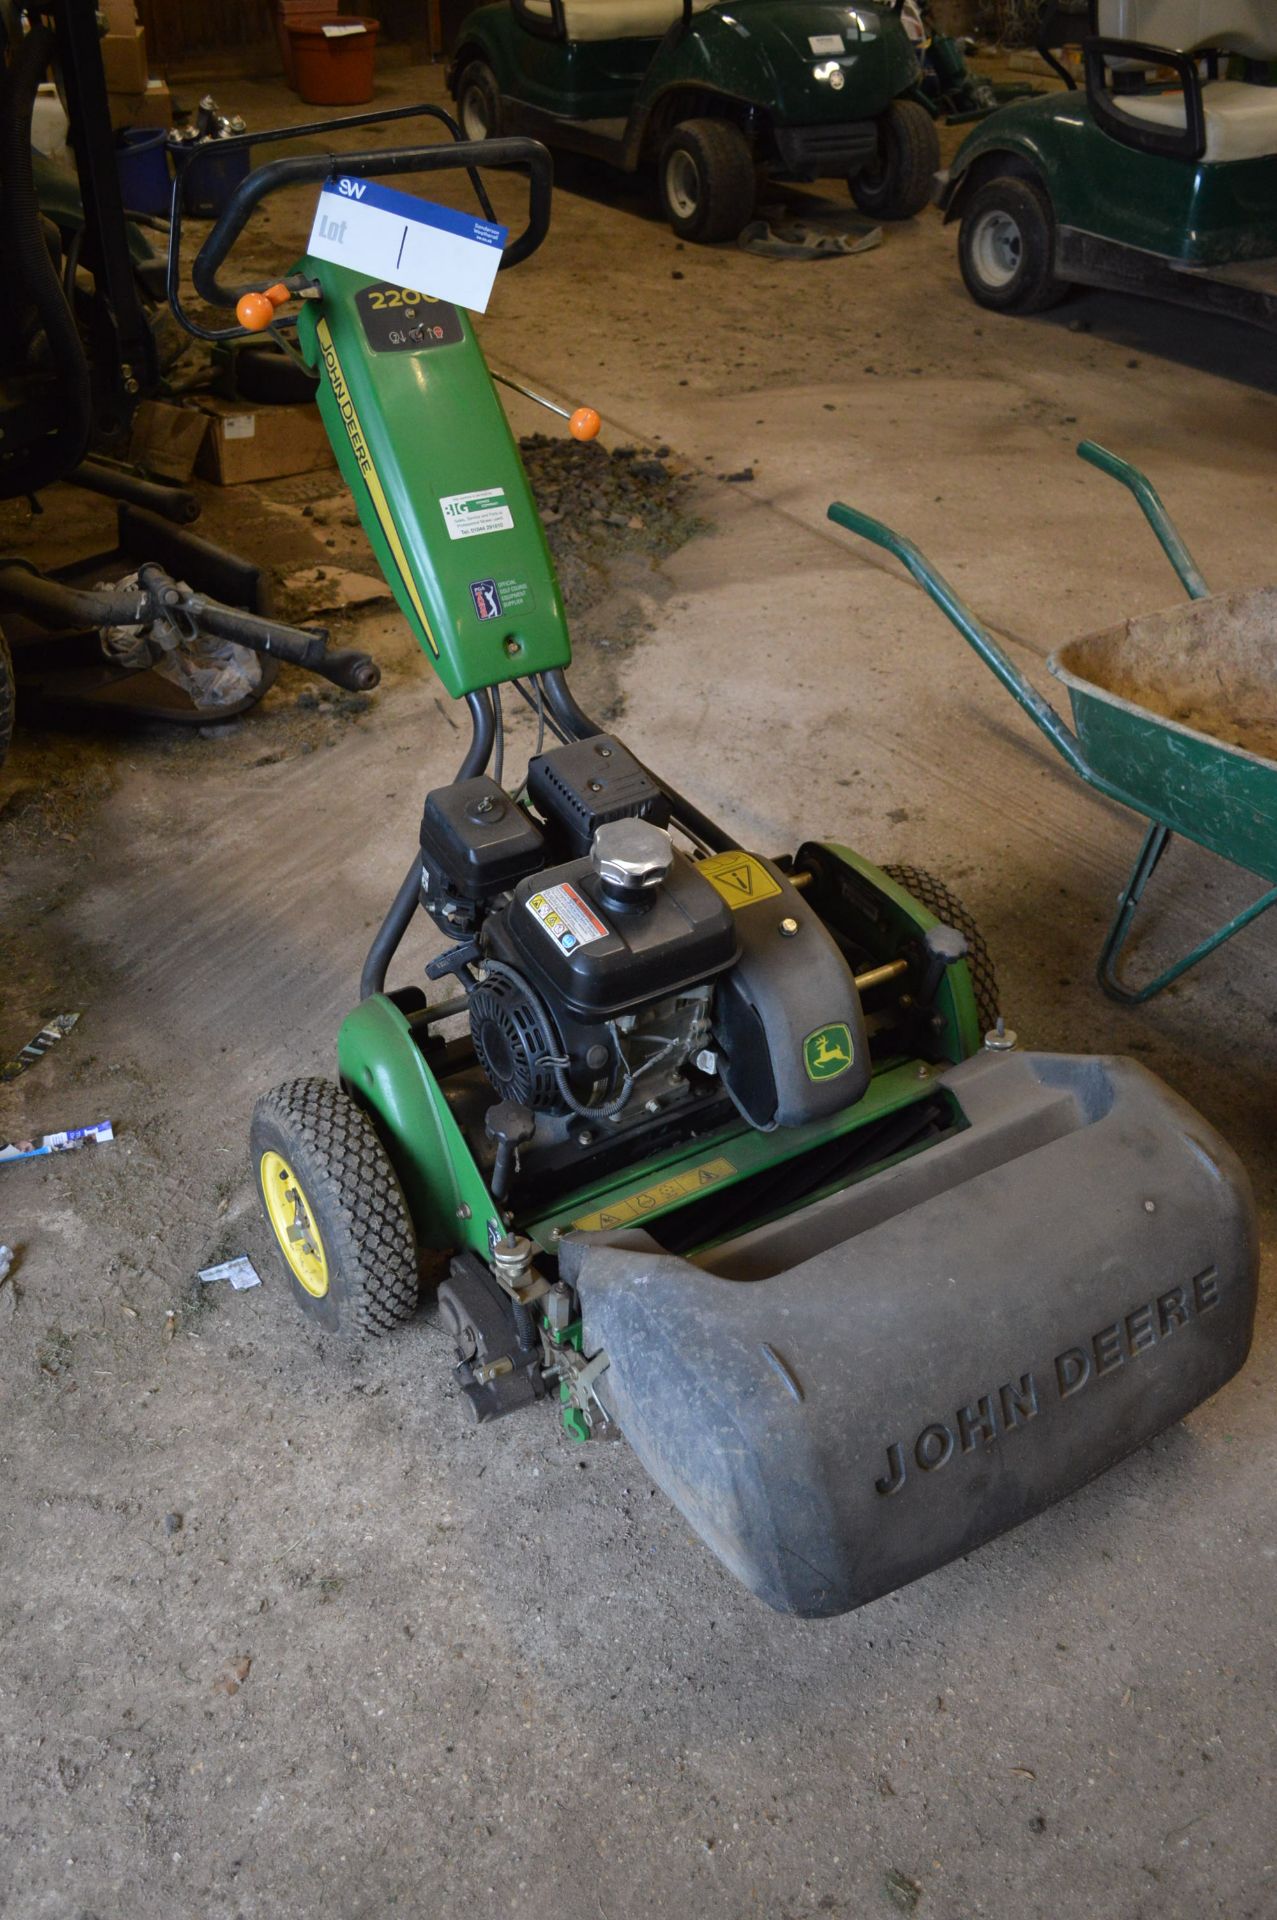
[177,128,1257,1619]
[296,259,571,699]
[448,0,938,238]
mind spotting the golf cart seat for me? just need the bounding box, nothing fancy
[1099,0,1277,55]
[518,0,713,39]
[1093,0,1277,162]
[1117,78,1277,159]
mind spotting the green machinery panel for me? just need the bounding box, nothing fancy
[296,257,571,700]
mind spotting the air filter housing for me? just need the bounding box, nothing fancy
[527,736,670,857]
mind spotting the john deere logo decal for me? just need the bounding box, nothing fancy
[804,1023,854,1082]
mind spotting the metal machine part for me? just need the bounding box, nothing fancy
[436,1251,546,1422]
[592,817,674,910]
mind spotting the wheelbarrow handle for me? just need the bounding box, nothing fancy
[826,501,1092,783]
[1076,440,1211,601]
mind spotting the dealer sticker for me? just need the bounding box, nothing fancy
[441,487,514,540]
[526,883,609,955]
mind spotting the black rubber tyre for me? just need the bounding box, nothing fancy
[957,174,1068,315]
[455,61,502,142]
[882,863,1001,1037]
[0,626,12,772]
[250,1077,419,1338]
[849,99,939,220]
[658,118,756,243]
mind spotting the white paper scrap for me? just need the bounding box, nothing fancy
[198,1255,262,1291]
[0,1120,114,1165]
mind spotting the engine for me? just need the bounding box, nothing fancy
[417,734,870,1167]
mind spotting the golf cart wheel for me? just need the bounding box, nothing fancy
[958,175,1067,315]
[456,60,502,142]
[250,1077,419,1338]
[0,627,13,771]
[882,863,1001,1036]
[849,99,939,220]
[658,118,755,243]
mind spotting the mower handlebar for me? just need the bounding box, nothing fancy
[170,125,553,342]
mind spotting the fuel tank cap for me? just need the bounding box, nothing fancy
[592,818,674,909]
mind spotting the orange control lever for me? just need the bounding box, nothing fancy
[235,283,292,331]
[491,369,602,441]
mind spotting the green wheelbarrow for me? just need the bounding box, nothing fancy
[830,441,1277,1005]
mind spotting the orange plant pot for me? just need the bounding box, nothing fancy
[285,16,379,105]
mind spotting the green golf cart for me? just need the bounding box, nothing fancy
[938,0,1277,327]
[448,0,940,241]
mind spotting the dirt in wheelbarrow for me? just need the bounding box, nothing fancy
[1058,586,1277,762]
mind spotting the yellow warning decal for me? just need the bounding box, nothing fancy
[314,317,439,658]
[571,1155,737,1233]
[697,851,782,909]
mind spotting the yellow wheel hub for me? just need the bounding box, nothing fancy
[260,1151,329,1298]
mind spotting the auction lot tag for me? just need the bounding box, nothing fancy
[307,178,508,314]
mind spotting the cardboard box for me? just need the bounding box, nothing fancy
[130,78,173,126]
[129,399,209,483]
[195,397,337,487]
[101,0,140,31]
[100,24,148,93]
[108,79,173,129]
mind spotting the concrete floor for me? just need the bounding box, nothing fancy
[2,62,1276,1920]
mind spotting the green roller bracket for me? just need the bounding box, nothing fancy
[337,993,499,1255]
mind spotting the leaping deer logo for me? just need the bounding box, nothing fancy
[804,1023,854,1082]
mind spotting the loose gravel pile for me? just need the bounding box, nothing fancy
[518,433,699,603]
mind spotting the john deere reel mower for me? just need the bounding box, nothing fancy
[171,115,1257,1618]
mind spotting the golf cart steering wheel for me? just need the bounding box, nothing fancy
[167,105,552,343]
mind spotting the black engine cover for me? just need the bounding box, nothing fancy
[709,853,869,1128]
[419,776,545,904]
[496,851,737,1020]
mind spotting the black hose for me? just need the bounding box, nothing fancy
[0,21,93,499]
[359,690,496,1000]
[539,668,600,740]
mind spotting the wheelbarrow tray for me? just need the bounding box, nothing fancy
[1048,586,1277,884]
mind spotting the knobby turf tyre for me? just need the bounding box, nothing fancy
[957,174,1067,315]
[658,118,756,244]
[0,627,12,771]
[849,99,939,221]
[250,1077,419,1338]
[456,61,502,142]
[882,863,1001,1037]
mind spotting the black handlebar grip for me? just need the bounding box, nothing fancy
[192,137,554,309]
